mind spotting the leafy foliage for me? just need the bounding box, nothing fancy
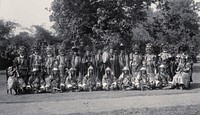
[50,0,154,46]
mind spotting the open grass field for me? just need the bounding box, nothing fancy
[0,63,200,115]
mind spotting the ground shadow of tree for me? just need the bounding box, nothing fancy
[192,64,200,73]
[190,83,200,90]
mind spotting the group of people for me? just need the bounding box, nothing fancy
[6,42,193,94]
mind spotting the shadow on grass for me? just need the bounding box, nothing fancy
[193,65,200,73]
[190,83,200,90]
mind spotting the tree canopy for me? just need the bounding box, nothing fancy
[50,0,200,52]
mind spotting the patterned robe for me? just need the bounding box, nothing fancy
[13,56,29,88]
[129,53,143,77]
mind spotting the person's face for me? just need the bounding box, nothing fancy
[110,49,113,54]
[160,68,164,72]
[124,70,128,74]
[53,70,58,74]
[86,51,90,55]
[181,58,186,63]
[98,49,102,54]
[47,51,52,55]
[59,51,65,56]
[146,48,150,54]
[35,51,39,55]
[120,50,124,54]
[33,71,38,75]
[71,70,75,76]
[106,70,111,75]
[19,51,25,56]
[134,51,139,54]
[74,51,77,55]
[141,70,146,75]
[89,69,93,75]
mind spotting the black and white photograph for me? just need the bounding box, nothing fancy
[0,0,200,114]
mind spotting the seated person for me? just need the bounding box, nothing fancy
[102,67,117,90]
[82,66,101,91]
[171,55,191,90]
[155,64,171,88]
[135,67,150,90]
[118,66,133,91]
[50,67,60,93]
[27,67,40,93]
[65,68,79,92]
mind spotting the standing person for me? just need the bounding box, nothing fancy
[102,45,111,76]
[56,47,70,92]
[13,46,29,93]
[45,45,55,77]
[27,67,40,93]
[109,44,120,78]
[102,67,117,90]
[29,46,42,72]
[44,45,56,91]
[113,49,120,79]
[82,66,101,91]
[95,46,103,80]
[158,45,173,78]
[82,45,94,76]
[119,43,129,74]
[129,44,143,78]
[50,65,61,93]
[143,43,157,88]
[71,45,82,77]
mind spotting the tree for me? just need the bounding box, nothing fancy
[145,0,200,47]
[50,0,156,46]
[0,19,17,58]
